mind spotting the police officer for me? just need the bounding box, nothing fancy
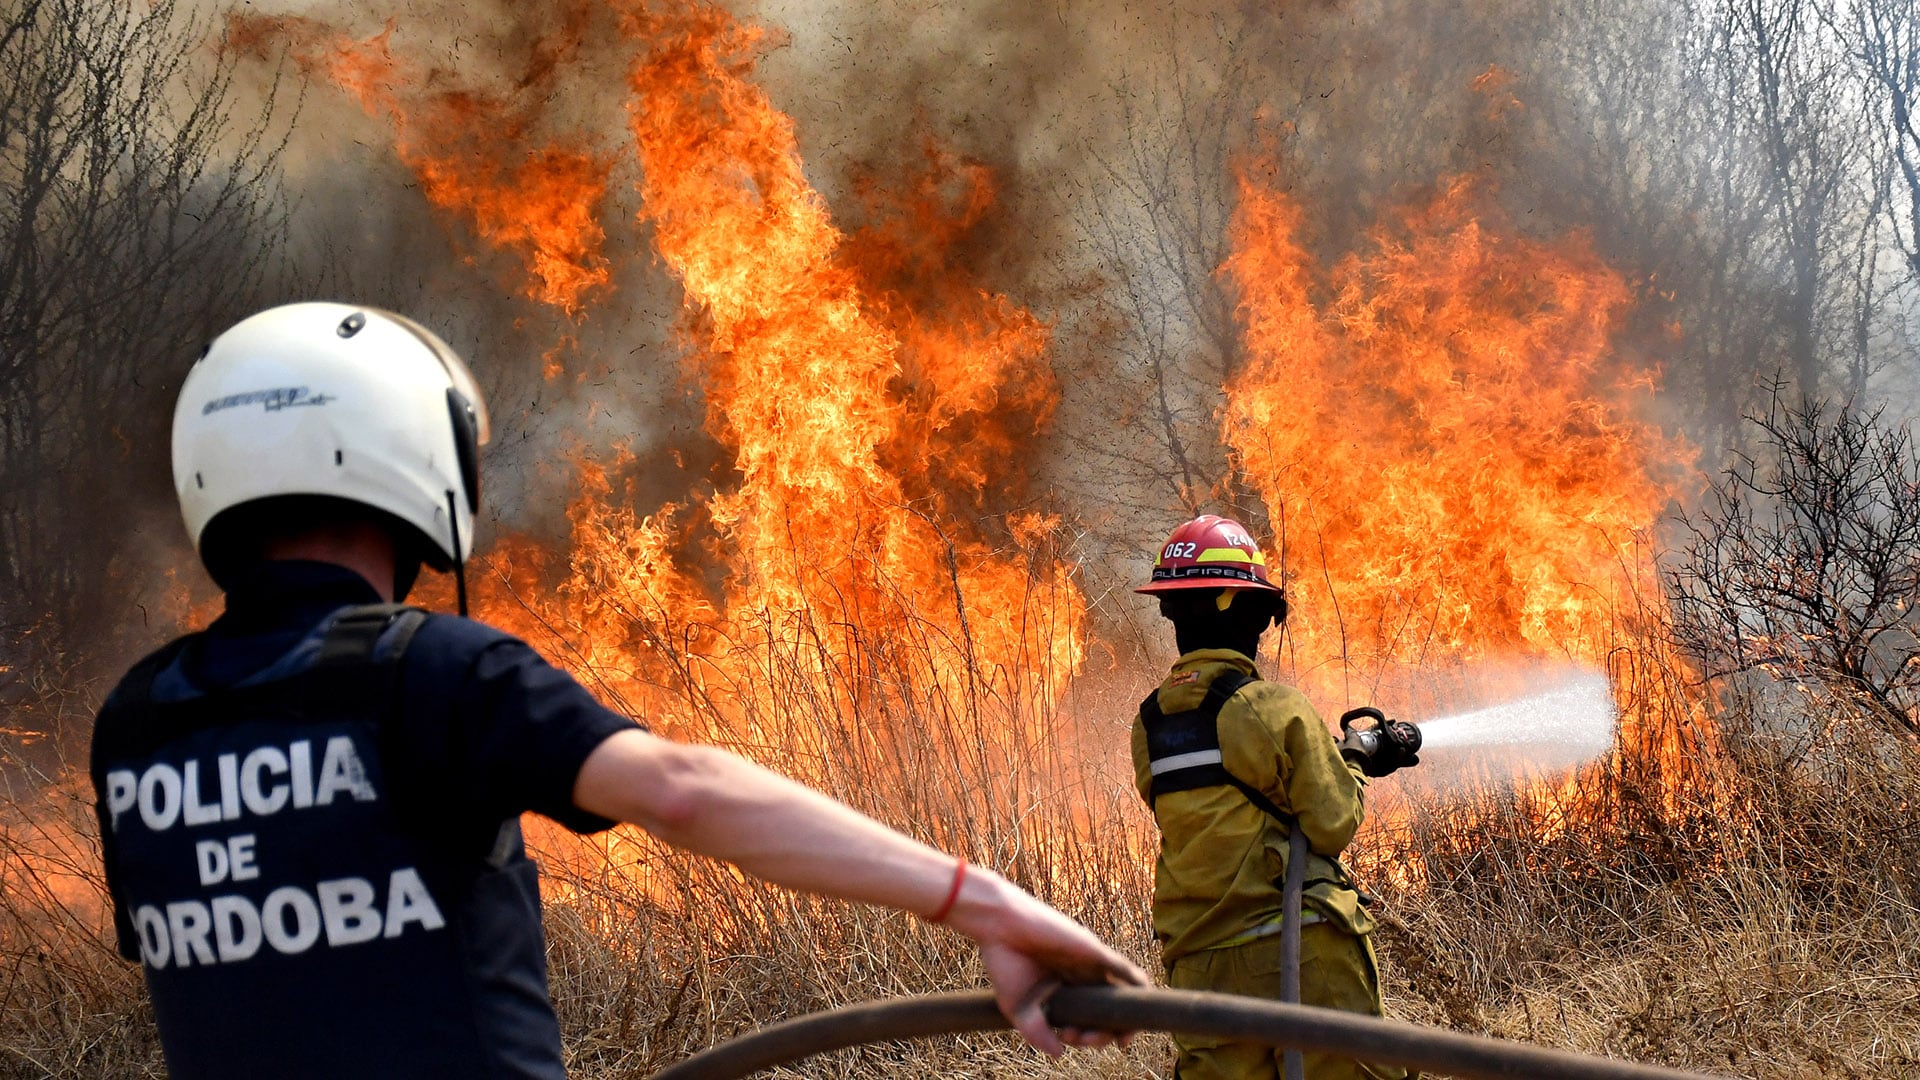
[1131,515,1420,1080]
[91,303,1146,1078]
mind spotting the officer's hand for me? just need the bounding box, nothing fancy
[946,867,1149,1055]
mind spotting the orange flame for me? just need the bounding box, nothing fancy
[589,0,1083,715]
[227,11,614,317]
[841,138,1058,507]
[213,4,1709,869]
[1222,167,1691,717]
[348,2,1087,782]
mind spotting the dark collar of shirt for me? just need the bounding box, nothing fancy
[1170,647,1260,679]
[185,560,384,690]
[131,557,630,835]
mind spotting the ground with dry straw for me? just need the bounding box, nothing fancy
[4,626,1917,1080]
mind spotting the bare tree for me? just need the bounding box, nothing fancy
[1525,1,1786,442]
[1834,0,1920,399]
[1530,0,1918,436]
[0,0,288,717]
[1668,388,1920,735]
[1724,0,1856,395]
[1064,12,1282,524]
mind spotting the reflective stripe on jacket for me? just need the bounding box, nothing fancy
[1130,649,1373,961]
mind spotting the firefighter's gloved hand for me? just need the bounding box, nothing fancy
[1338,711,1422,777]
[1368,719,1421,776]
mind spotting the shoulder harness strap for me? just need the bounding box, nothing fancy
[1139,670,1296,829]
[94,606,428,759]
[315,603,428,667]
[321,604,519,870]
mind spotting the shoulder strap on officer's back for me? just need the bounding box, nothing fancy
[1139,670,1297,830]
[315,603,428,667]
[95,604,429,759]
[322,603,520,871]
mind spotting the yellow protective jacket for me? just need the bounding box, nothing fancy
[1132,649,1374,962]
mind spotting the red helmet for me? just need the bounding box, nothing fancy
[1136,514,1282,594]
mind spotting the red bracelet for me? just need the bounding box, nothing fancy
[926,858,967,923]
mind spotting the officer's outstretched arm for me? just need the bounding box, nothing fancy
[572,728,1148,1054]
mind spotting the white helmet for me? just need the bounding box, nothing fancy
[172,302,491,585]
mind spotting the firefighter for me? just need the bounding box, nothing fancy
[1132,514,1420,1080]
[91,302,1146,1079]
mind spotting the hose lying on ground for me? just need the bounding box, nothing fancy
[649,986,1725,1080]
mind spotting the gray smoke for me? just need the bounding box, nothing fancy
[25,0,1920,734]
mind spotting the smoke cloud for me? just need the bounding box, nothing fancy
[27,0,1914,730]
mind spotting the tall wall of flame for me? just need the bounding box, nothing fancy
[1222,169,1690,711]
[588,0,1085,719]
[218,0,1706,757]
[234,2,1088,757]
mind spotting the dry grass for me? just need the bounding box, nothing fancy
[4,591,1919,1079]
[0,754,160,1079]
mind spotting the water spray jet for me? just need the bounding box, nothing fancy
[1414,668,1616,759]
[1375,667,1619,796]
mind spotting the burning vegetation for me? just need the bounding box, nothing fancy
[1222,170,1689,709]
[4,0,1920,1076]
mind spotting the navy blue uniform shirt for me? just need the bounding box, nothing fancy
[91,560,638,1078]
[163,561,633,833]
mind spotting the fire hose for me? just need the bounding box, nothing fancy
[651,708,1713,1078]
[1279,822,1308,1080]
[647,985,1722,1079]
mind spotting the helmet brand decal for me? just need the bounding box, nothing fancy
[1150,564,1262,582]
[201,387,335,416]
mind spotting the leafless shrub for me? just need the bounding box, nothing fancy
[1668,388,1920,736]
[0,0,290,705]
[1362,601,1920,1077]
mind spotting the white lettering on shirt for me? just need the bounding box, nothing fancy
[261,886,321,954]
[217,753,241,820]
[104,769,136,832]
[137,765,182,831]
[181,761,223,826]
[132,869,445,970]
[318,878,382,946]
[383,868,446,937]
[195,839,229,886]
[290,740,314,810]
[105,737,378,834]
[314,736,377,805]
[211,894,262,963]
[135,905,170,969]
[167,900,216,967]
[239,746,289,817]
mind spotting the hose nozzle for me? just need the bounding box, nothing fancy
[1338,707,1421,777]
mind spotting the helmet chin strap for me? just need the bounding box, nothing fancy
[446,489,469,617]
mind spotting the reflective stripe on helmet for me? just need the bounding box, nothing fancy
[1195,547,1256,563]
[1147,562,1268,585]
